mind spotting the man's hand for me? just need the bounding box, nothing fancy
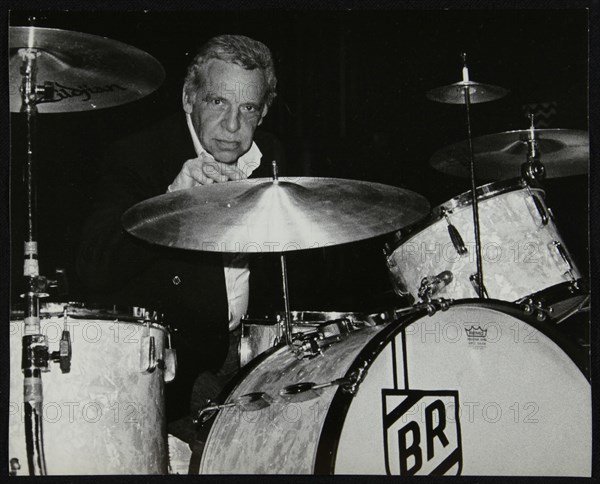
[168,153,246,192]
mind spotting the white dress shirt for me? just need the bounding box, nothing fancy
[184,113,262,330]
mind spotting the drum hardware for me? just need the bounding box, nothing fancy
[441,208,468,255]
[521,114,547,184]
[9,458,22,476]
[193,392,273,425]
[553,241,578,283]
[525,185,549,226]
[163,331,177,383]
[469,273,489,298]
[291,332,344,359]
[417,270,454,302]
[427,53,496,298]
[280,362,369,400]
[519,296,554,322]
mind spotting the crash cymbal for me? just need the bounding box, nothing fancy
[430,129,589,179]
[9,26,165,113]
[426,81,509,104]
[122,177,430,252]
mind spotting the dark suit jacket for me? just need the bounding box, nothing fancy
[76,113,286,418]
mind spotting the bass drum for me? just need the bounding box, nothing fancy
[9,302,174,475]
[198,300,590,476]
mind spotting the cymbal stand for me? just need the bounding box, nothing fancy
[521,113,546,184]
[461,54,485,298]
[272,161,294,345]
[17,47,57,476]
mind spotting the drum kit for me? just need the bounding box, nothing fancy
[9,25,591,477]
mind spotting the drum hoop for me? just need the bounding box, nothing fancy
[10,301,167,328]
[314,298,589,474]
[387,177,544,253]
[242,310,396,327]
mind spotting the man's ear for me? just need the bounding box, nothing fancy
[182,86,195,114]
[257,103,269,126]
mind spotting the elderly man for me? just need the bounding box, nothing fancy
[77,35,285,438]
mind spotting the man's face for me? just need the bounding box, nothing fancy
[183,59,269,164]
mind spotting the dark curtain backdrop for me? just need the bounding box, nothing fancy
[9,8,589,310]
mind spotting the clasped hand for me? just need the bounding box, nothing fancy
[169,153,246,192]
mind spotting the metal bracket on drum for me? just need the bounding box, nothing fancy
[441,208,468,256]
[519,296,554,322]
[469,273,489,298]
[291,332,343,359]
[553,241,577,283]
[279,361,369,400]
[193,392,273,425]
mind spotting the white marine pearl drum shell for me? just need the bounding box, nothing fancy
[199,301,590,476]
[386,179,581,302]
[9,303,169,475]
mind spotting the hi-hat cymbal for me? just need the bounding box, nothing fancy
[9,26,165,113]
[430,129,589,179]
[122,177,430,252]
[427,81,509,104]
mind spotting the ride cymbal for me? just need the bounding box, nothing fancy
[9,26,165,113]
[426,80,509,104]
[430,129,589,179]
[122,177,430,252]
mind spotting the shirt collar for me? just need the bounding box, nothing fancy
[185,113,262,178]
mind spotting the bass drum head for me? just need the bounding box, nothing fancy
[333,301,590,476]
[199,300,590,476]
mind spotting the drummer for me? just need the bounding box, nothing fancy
[77,34,285,442]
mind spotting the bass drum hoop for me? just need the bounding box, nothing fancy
[313,298,589,474]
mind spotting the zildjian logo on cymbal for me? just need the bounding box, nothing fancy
[37,82,127,104]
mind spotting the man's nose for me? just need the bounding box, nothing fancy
[223,107,241,133]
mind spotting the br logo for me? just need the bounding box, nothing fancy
[382,390,462,475]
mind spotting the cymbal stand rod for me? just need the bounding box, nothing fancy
[461,54,485,298]
[280,254,294,345]
[19,48,48,476]
[271,160,293,345]
[521,113,546,184]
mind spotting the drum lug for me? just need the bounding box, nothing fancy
[442,208,468,256]
[469,273,489,298]
[291,332,342,359]
[140,334,157,373]
[552,241,577,282]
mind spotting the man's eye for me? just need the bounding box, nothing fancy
[243,105,257,112]
[212,99,222,105]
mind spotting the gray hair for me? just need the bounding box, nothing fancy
[184,34,277,107]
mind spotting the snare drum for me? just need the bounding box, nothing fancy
[9,302,174,475]
[239,310,395,367]
[199,300,590,476]
[386,179,582,302]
